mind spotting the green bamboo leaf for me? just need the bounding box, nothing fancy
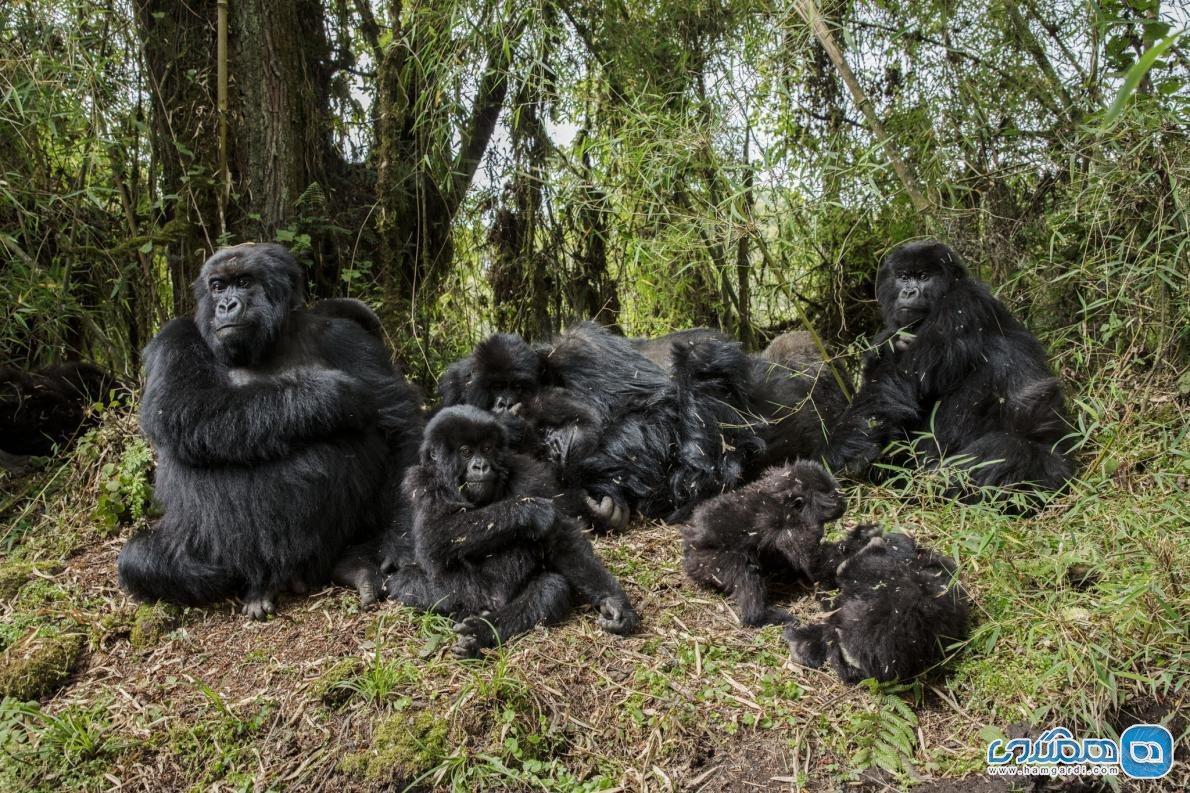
[1097,29,1185,128]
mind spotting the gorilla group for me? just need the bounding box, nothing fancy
[437,321,845,530]
[118,243,423,619]
[113,237,1072,679]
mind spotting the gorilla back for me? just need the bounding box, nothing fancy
[119,243,422,619]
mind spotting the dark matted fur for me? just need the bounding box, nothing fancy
[681,461,845,627]
[825,240,1073,506]
[0,361,120,459]
[385,406,638,657]
[118,243,423,619]
[784,526,971,683]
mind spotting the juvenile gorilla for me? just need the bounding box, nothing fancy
[681,461,845,627]
[387,406,638,658]
[784,526,970,683]
[826,240,1073,502]
[118,243,422,619]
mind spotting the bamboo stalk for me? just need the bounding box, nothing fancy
[216,0,230,225]
[794,0,930,215]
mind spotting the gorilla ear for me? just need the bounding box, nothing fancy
[287,266,307,309]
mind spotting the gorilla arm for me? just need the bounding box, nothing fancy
[406,465,556,565]
[140,319,378,465]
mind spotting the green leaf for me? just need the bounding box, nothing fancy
[1097,29,1185,129]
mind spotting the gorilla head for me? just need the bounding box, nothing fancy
[439,332,544,413]
[422,405,511,505]
[529,387,604,471]
[875,240,965,329]
[194,243,305,366]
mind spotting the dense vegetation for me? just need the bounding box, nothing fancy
[1,0,1186,790]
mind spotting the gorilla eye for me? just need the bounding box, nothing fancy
[918,272,930,282]
[897,272,910,282]
[235,275,252,288]
[459,445,472,459]
[209,278,226,293]
[481,444,492,454]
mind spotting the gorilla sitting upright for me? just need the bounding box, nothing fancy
[118,243,423,619]
[825,240,1073,505]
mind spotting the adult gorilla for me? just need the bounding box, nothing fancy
[118,243,422,619]
[825,240,1073,502]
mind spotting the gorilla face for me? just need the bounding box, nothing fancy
[770,460,847,529]
[875,241,965,329]
[194,243,305,366]
[422,406,511,506]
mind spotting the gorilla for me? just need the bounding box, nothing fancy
[545,325,762,527]
[1,361,120,465]
[680,461,845,627]
[825,240,1073,504]
[625,327,846,473]
[784,526,971,683]
[384,406,638,657]
[118,243,423,619]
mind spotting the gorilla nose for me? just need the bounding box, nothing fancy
[470,458,491,475]
[901,286,918,299]
[216,297,242,320]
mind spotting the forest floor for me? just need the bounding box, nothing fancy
[1,370,1187,792]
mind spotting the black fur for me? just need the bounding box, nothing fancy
[0,361,119,459]
[784,526,971,683]
[825,240,1073,504]
[386,406,638,658]
[545,326,761,525]
[681,461,845,627]
[118,243,423,619]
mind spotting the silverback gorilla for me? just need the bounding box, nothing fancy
[118,243,422,619]
[825,240,1073,504]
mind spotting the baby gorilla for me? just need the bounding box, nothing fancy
[681,461,845,627]
[783,526,971,683]
[389,406,638,657]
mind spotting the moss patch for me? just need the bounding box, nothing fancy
[0,562,36,601]
[309,657,364,706]
[0,627,85,700]
[341,708,450,782]
[129,602,182,648]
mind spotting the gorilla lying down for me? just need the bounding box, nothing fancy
[119,243,423,619]
[438,323,763,531]
[784,524,971,684]
[383,406,638,658]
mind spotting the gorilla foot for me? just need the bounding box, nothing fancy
[332,555,381,608]
[783,621,830,669]
[585,493,629,532]
[451,614,496,658]
[241,595,277,621]
[597,597,639,635]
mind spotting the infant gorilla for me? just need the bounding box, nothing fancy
[784,526,971,683]
[386,406,638,657]
[681,461,846,627]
